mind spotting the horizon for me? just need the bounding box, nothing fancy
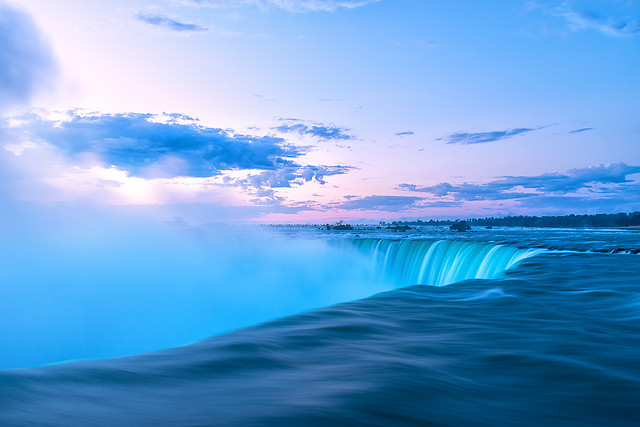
[162,210,640,226]
[1,0,639,224]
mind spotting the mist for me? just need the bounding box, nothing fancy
[0,204,390,369]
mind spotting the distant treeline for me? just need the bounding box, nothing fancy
[390,212,640,228]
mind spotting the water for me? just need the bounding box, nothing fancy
[1,225,639,426]
[349,238,541,286]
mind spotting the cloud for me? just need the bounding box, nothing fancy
[332,195,424,212]
[530,2,640,37]
[395,131,414,136]
[4,112,302,178]
[274,120,354,140]
[239,165,351,189]
[502,163,640,192]
[399,163,640,202]
[516,191,640,212]
[559,9,640,37]
[569,127,593,134]
[183,0,380,13]
[439,127,539,145]
[1,111,357,209]
[0,2,55,112]
[398,182,535,201]
[224,164,352,205]
[135,13,209,32]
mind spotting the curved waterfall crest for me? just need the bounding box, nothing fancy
[350,238,541,287]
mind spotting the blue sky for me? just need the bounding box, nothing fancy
[1,0,639,222]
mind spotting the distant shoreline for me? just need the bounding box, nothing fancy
[386,212,640,229]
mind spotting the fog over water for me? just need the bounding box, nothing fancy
[0,205,392,369]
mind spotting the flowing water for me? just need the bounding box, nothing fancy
[349,238,541,286]
[1,225,639,426]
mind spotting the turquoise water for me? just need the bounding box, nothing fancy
[1,226,639,425]
[350,238,541,286]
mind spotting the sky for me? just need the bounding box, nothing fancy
[1,0,639,223]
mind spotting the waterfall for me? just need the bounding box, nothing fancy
[351,239,541,287]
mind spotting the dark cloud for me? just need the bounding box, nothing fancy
[398,182,535,201]
[0,2,55,112]
[502,163,640,193]
[332,195,423,212]
[136,13,209,32]
[439,127,539,145]
[420,200,462,208]
[395,131,414,136]
[569,127,594,134]
[399,163,640,202]
[225,165,351,205]
[5,112,302,178]
[243,165,351,189]
[516,190,640,213]
[274,121,354,140]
